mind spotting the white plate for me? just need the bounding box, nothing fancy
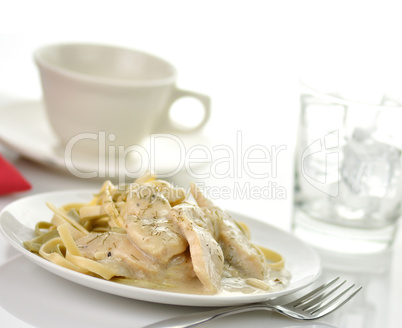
[0,190,321,307]
[0,100,212,178]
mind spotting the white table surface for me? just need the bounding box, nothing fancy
[0,93,401,328]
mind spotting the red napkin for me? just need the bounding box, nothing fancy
[0,154,31,195]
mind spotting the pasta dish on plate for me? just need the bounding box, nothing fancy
[24,174,290,295]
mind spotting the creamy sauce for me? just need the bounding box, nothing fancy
[219,268,291,295]
[75,231,290,295]
[112,265,291,295]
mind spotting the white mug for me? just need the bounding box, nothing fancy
[34,43,210,156]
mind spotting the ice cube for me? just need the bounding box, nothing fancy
[341,127,401,198]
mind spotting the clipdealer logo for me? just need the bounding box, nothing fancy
[63,131,288,200]
[300,130,339,197]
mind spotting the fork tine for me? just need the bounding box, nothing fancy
[304,281,353,312]
[311,285,362,318]
[301,279,347,311]
[289,277,340,307]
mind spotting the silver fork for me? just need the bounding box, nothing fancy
[143,277,362,328]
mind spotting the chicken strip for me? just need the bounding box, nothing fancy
[133,174,187,206]
[120,183,187,263]
[76,232,159,279]
[147,179,186,206]
[169,203,224,294]
[190,183,267,279]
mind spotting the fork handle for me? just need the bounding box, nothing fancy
[142,303,271,328]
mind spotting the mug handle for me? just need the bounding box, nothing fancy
[156,88,211,133]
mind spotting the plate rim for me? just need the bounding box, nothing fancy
[0,189,322,307]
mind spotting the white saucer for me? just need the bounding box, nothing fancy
[0,100,213,180]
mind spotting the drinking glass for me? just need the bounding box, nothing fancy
[293,82,402,253]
